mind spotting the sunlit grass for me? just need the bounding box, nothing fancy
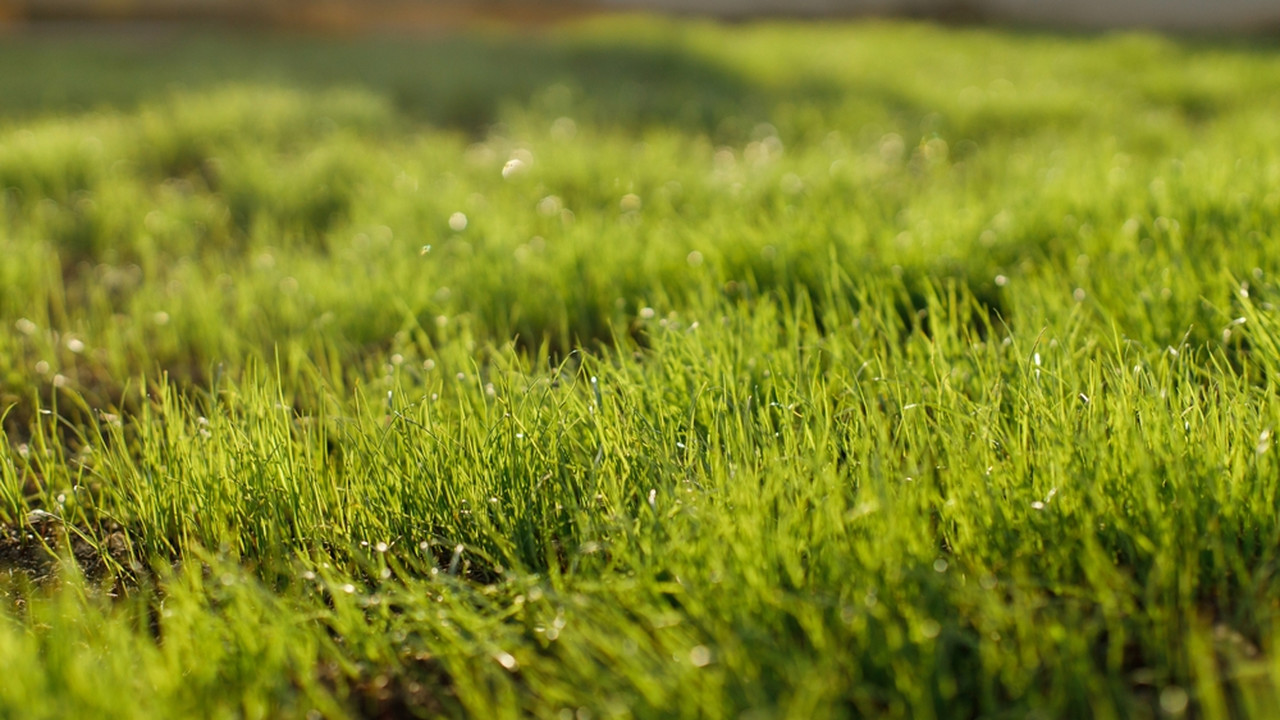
[2,16,1280,719]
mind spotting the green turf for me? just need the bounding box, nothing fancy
[3,16,1280,718]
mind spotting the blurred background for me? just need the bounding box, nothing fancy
[1,0,1277,32]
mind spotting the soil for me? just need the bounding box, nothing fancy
[0,511,130,584]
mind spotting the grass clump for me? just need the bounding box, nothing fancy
[2,16,1280,719]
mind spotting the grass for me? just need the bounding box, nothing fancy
[2,16,1280,718]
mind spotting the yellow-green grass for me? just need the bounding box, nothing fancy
[2,17,1280,719]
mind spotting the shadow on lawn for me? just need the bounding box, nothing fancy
[0,24,852,140]
[2,20,1276,136]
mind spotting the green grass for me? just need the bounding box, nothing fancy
[3,16,1280,718]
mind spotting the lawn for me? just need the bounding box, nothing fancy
[2,16,1280,718]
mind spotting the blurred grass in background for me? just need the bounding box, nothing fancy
[2,16,1280,719]
[0,0,595,31]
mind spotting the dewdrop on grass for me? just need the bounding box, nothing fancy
[550,116,577,141]
[537,195,563,216]
[502,150,533,179]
